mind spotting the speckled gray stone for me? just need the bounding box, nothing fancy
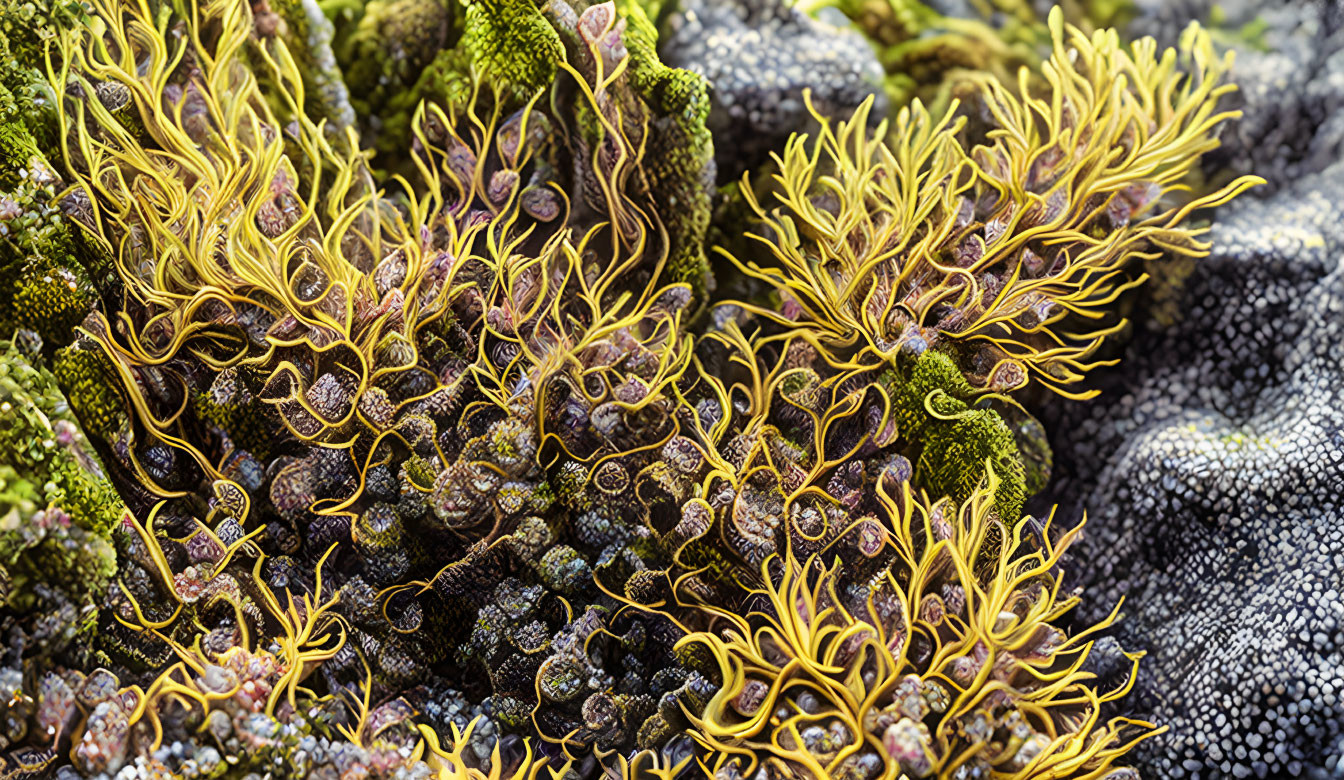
[1043,60,1344,780]
[657,0,887,179]
[1046,158,1344,778]
[1040,4,1344,776]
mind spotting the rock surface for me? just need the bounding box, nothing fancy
[658,0,886,179]
[1126,0,1344,194]
[1044,3,1344,774]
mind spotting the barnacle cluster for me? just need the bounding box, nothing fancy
[0,0,1261,776]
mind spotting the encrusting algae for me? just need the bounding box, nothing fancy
[0,0,1260,776]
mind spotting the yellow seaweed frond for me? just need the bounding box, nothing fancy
[722,6,1262,396]
[676,472,1163,778]
[413,718,572,780]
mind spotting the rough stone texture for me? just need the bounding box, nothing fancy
[1046,159,1344,778]
[1042,2,1344,770]
[658,0,887,180]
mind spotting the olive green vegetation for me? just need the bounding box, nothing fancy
[0,2,106,348]
[0,339,119,619]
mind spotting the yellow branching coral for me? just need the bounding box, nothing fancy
[108,522,347,714]
[611,317,1032,618]
[413,719,571,780]
[723,7,1261,398]
[8,0,1262,774]
[49,0,388,412]
[50,0,468,487]
[526,279,696,469]
[678,473,1160,779]
[51,0,699,510]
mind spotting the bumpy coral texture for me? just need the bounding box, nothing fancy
[680,478,1158,780]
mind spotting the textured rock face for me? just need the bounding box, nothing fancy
[1045,90,1344,780]
[1043,5,1344,776]
[1048,161,1344,778]
[658,0,886,179]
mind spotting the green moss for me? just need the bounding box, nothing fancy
[339,0,567,162]
[460,0,564,106]
[194,390,277,461]
[10,252,96,344]
[890,351,1027,521]
[0,341,124,534]
[0,11,111,350]
[0,0,78,160]
[888,349,976,435]
[0,171,99,349]
[0,0,89,71]
[918,396,1026,523]
[619,0,714,300]
[379,0,563,137]
[0,341,121,618]
[52,345,127,445]
[403,454,439,490]
[338,0,456,122]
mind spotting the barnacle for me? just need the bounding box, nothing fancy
[724,8,1263,398]
[680,476,1161,779]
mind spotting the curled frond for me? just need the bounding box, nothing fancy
[677,473,1162,778]
[723,6,1262,397]
[413,717,569,779]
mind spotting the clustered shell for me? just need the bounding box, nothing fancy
[0,0,1260,777]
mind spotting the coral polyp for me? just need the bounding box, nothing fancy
[0,0,1278,775]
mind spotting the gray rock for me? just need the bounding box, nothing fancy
[1046,158,1344,778]
[1125,0,1344,194]
[658,0,887,179]
[1041,4,1344,776]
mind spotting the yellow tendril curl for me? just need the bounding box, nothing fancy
[721,6,1262,398]
[108,535,346,731]
[251,544,347,716]
[46,0,558,497]
[676,471,1162,779]
[411,719,572,780]
[106,540,565,776]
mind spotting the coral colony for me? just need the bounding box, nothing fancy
[7,0,1344,777]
